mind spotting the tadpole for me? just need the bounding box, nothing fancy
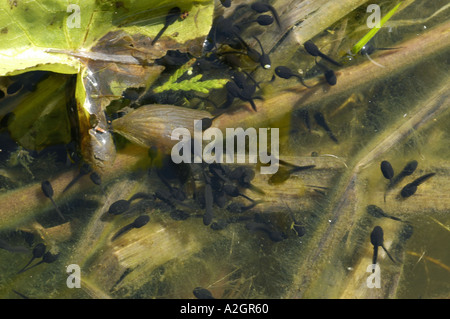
[17,243,46,274]
[304,40,342,66]
[250,2,281,28]
[193,287,215,299]
[151,7,182,45]
[275,66,310,88]
[41,181,65,221]
[111,215,150,241]
[18,251,59,274]
[313,111,338,143]
[370,226,396,272]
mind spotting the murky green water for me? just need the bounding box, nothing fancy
[0,0,449,299]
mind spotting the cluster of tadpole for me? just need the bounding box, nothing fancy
[103,148,307,244]
[365,158,435,271]
[122,1,340,118]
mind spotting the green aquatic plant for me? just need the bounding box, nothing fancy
[153,61,228,94]
[351,1,403,55]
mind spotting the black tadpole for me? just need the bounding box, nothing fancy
[250,2,281,28]
[313,111,338,143]
[41,181,65,221]
[17,243,46,274]
[275,66,310,88]
[252,36,271,69]
[108,199,131,215]
[151,7,181,45]
[237,14,274,28]
[324,69,337,86]
[370,226,396,272]
[253,14,274,26]
[400,172,435,199]
[315,60,337,86]
[385,160,418,201]
[380,161,394,181]
[304,40,342,67]
[193,287,215,299]
[233,34,270,70]
[111,215,150,241]
[388,160,418,189]
[18,251,59,274]
[366,205,404,222]
[400,183,417,198]
[223,80,258,112]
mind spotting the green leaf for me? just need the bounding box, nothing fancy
[0,0,214,75]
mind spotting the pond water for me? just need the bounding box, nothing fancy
[0,0,448,299]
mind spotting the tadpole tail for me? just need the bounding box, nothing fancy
[249,99,258,112]
[151,26,168,45]
[294,75,311,88]
[111,224,134,241]
[318,52,342,67]
[291,165,316,173]
[387,215,404,222]
[50,198,65,221]
[267,5,281,28]
[247,183,265,195]
[326,130,339,144]
[239,193,254,202]
[372,246,378,272]
[17,260,44,274]
[62,174,81,193]
[17,257,35,274]
[381,244,396,264]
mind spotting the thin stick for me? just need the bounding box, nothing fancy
[407,251,450,273]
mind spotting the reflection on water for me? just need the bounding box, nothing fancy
[0,0,449,299]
